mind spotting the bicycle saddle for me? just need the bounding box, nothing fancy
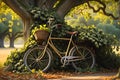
[66,31,78,35]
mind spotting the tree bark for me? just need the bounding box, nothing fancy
[22,18,32,41]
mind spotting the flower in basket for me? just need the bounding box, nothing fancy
[32,24,50,35]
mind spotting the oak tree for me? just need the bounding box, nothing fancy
[2,0,119,40]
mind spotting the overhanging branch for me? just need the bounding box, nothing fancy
[56,0,85,19]
[17,0,31,9]
[3,0,31,20]
[15,32,23,39]
[87,0,119,20]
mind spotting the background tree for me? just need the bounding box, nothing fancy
[8,20,23,48]
[65,1,120,39]
[0,21,8,47]
[0,2,23,48]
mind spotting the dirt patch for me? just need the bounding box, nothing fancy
[0,48,15,67]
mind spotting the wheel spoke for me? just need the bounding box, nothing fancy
[85,56,92,60]
[28,61,36,67]
[37,62,42,69]
[29,53,36,59]
[27,56,36,61]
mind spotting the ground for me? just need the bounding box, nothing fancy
[0,48,118,80]
[0,68,117,80]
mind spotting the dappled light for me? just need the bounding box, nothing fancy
[14,37,24,48]
[4,35,10,48]
[0,0,120,79]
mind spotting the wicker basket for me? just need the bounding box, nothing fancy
[34,30,49,44]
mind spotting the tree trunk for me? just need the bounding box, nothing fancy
[0,37,4,48]
[22,17,32,41]
[8,33,14,48]
[9,37,14,48]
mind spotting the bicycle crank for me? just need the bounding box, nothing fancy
[61,56,82,66]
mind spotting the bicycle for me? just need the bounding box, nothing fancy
[23,24,95,72]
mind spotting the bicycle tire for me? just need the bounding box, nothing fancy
[23,46,53,72]
[70,46,95,71]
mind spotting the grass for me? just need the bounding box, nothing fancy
[0,48,14,67]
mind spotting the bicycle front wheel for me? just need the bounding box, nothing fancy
[70,46,95,71]
[23,46,52,72]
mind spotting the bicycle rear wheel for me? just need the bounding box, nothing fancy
[23,46,52,72]
[70,46,95,71]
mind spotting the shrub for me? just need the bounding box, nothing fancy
[95,46,120,69]
[4,36,37,73]
[75,25,120,69]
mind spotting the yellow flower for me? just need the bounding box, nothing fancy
[31,69,36,73]
[38,70,44,76]
[9,28,12,32]
[8,20,13,27]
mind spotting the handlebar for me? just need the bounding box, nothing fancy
[50,24,78,35]
[51,24,62,29]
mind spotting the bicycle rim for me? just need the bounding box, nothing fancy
[23,46,52,72]
[70,46,95,71]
